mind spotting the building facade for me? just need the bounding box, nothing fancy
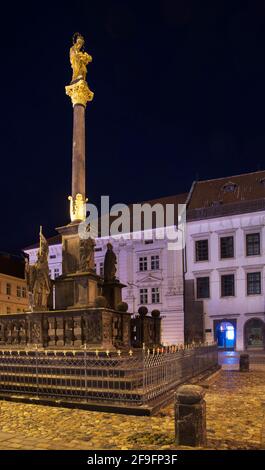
[24,170,265,350]
[0,254,29,314]
[186,171,265,351]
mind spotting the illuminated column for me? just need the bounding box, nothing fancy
[65,35,94,224]
[72,103,86,200]
[65,80,93,222]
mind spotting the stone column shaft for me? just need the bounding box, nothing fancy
[72,104,86,200]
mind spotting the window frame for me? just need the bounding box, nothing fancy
[151,255,160,271]
[195,239,209,262]
[139,288,148,305]
[247,271,261,296]
[196,276,210,299]
[6,283,11,296]
[139,256,148,272]
[220,235,234,259]
[151,287,160,304]
[221,273,235,297]
[246,233,261,257]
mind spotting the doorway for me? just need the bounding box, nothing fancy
[244,318,265,350]
[215,321,236,350]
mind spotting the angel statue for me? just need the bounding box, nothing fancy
[70,32,92,83]
[25,227,51,311]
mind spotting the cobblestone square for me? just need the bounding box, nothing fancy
[0,362,264,450]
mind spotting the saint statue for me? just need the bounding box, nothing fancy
[70,32,92,83]
[25,228,51,311]
[79,237,95,272]
[104,243,117,282]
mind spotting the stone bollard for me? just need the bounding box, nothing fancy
[175,384,207,447]
[239,353,249,372]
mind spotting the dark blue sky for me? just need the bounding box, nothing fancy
[1,0,265,252]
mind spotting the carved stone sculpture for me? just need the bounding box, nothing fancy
[79,237,95,272]
[104,243,117,282]
[25,228,51,311]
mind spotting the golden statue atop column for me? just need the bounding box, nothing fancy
[65,33,94,107]
[66,33,93,223]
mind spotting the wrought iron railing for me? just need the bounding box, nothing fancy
[0,344,218,407]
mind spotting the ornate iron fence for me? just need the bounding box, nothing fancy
[0,344,218,408]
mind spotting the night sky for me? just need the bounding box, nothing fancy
[1,0,265,253]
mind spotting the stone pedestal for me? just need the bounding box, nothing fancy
[0,308,131,350]
[57,222,82,275]
[55,271,100,310]
[240,353,249,372]
[175,384,207,447]
[102,280,126,310]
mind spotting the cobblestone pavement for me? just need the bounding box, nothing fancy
[0,367,264,450]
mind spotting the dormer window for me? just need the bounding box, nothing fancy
[222,182,238,193]
[259,177,265,186]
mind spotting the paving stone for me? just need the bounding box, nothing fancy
[0,367,264,450]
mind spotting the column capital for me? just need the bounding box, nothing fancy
[65,79,94,107]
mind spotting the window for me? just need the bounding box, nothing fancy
[247,272,261,295]
[222,182,238,193]
[246,233,260,256]
[95,247,102,252]
[221,274,235,297]
[54,268,60,279]
[50,255,56,259]
[22,287,27,298]
[151,255,160,270]
[17,286,22,297]
[6,307,11,314]
[144,240,153,245]
[17,308,21,313]
[140,288,148,304]
[195,240,208,261]
[99,262,104,277]
[139,257,148,271]
[196,277,210,299]
[220,236,234,259]
[6,283,11,296]
[151,287,160,304]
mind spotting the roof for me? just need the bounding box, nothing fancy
[0,253,25,279]
[187,170,265,221]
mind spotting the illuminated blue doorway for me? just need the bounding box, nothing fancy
[215,321,236,350]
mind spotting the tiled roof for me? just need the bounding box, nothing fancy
[188,170,265,208]
[187,170,265,220]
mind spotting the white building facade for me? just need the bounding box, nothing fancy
[185,171,265,351]
[186,210,265,350]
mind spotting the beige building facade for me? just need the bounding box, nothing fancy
[0,273,28,314]
[0,254,29,314]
